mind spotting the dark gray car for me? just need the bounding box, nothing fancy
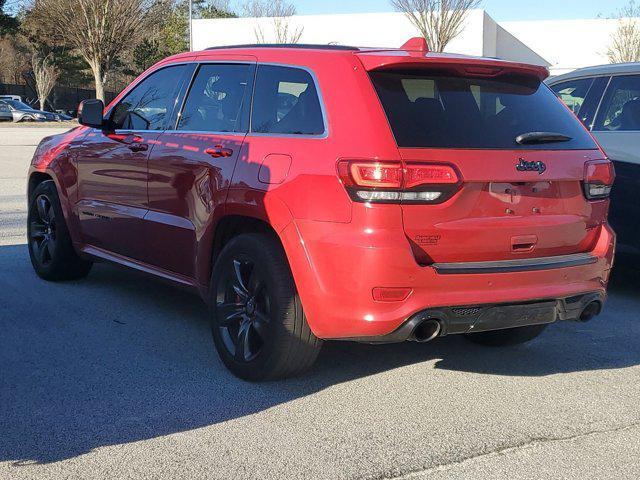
[0,99,64,122]
[0,102,12,122]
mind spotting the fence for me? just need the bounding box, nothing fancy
[0,83,118,115]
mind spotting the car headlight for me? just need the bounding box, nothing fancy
[34,113,46,119]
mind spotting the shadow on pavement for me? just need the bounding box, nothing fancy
[1,243,639,464]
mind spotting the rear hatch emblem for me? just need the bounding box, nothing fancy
[516,158,546,174]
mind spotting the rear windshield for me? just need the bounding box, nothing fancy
[370,70,597,150]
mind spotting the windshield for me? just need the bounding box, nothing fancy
[1,99,35,110]
[369,69,597,150]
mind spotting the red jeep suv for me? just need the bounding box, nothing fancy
[27,40,615,380]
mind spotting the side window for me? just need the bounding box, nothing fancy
[550,78,594,116]
[178,63,252,133]
[251,65,325,135]
[551,77,608,130]
[110,65,186,131]
[594,75,640,131]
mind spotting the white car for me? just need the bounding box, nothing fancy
[548,63,640,254]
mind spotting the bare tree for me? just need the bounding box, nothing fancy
[607,1,640,63]
[25,0,165,101]
[391,0,482,52]
[31,52,58,110]
[242,0,303,44]
[0,34,30,83]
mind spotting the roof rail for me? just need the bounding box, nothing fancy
[205,44,360,51]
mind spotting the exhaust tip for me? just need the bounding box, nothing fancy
[579,301,602,322]
[411,319,441,343]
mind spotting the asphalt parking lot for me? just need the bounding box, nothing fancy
[1,126,639,479]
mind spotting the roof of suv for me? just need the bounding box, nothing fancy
[157,40,550,81]
[549,62,640,84]
[205,43,361,51]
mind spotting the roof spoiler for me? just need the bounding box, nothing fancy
[356,53,549,81]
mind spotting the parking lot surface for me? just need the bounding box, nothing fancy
[1,127,639,479]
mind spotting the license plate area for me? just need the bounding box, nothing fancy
[489,181,554,206]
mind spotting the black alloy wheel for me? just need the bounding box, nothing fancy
[29,194,58,268]
[209,234,322,381]
[216,255,271,363]
[27,180,92,281]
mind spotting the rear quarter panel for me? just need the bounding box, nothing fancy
[226,50,402,225]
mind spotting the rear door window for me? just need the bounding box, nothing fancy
[594,75,640,132]
[551,76,608,130]
[251,65,325,135]
[177,63,254,133]
[370,70,597,150]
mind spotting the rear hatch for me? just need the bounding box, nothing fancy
[366,57,608,264]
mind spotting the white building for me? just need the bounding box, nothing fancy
[192,10,625,76]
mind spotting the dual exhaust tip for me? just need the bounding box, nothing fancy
[409,300,602,342]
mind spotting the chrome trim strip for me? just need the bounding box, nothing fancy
[161,130,246,137]
[433,253,598,275]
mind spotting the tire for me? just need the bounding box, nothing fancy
[464,324,548,347]
[209,233,322,381]
[27,180,92,281]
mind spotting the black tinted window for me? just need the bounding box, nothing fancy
[110,65,186,130]
[251,65,324,135]
[370,70,597,150]
[550,78,594,116]
[178,64,252,133]
[594,75,640,132]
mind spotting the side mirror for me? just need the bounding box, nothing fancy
[78,99,105,129]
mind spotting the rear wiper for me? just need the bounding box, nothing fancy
[515,132,572,145]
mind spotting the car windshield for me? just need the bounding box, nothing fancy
[2,99,35,110]
[369,69,598,150]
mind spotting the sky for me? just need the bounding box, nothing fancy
[290,0,630,21]
[2,0,632,21]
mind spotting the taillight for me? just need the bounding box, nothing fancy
[337,160,461,204]
[583,160,615,200]
[346,162,403,189]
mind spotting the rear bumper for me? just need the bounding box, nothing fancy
[280,213,615,340]
[345,291,604,343]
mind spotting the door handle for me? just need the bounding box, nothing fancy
[205,145,234,158]
[107,132,148,152]
[128,143,148,152]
